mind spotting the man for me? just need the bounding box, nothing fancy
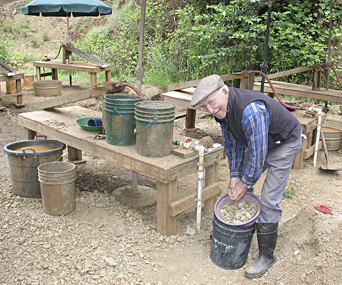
[191,74,302,278]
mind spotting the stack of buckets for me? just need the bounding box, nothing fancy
[104,94,176,158]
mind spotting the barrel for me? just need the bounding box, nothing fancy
[104,94,142,146]
[3,140,66,197]
[322,120,342,150]
[38,161,76,216]
[135,101,175,157]
[33,80,62,96]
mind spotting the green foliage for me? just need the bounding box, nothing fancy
[283,177,297,199]
[3,0,342,91]
[0,41,9,63]
[8,51,30,69]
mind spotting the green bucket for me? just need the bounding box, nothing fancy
[135,101,175,157]
[104,94,142,146]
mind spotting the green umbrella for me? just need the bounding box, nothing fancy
[21,0,112,44]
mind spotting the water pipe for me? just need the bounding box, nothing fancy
[172,140,205,231]
[115,81,146,101]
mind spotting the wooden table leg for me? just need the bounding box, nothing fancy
[67,146,83,162]
[184,108,196,132]
[35,67,41,81]
[23,127,36,140]
[157,179,177,236]
[293,136,306,170]
[204,162,218,215]
[15,79,23,105]
[105,70,111,83]
[90,73,97,88]
[52,68,58,80]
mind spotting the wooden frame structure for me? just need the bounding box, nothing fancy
[0,73,24,109]
[17,106,225,236]
[33,60,112,88]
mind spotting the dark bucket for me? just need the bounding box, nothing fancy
[104,94,142,146]
[3,140,66,197]
[135,101,175,157]
[210,214,256,270]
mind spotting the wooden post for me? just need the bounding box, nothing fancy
[23,128,36,140]
[67,146,83,162]
[203,162,218,215]
[90,73,97,88]
[313,68,321,90]
[35,67,41,81]
[157,179,177,236]
[184,108,196,132]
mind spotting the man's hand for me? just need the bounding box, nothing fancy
[227,178,247,201]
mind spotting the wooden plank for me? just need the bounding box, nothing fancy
[0,92,23,98]
[171,147,197,159]
[162,91,195,109]
[0,73,24,82]
[254,66,315,81]
[303,141,322,159]
[254,81,342,104]
[167,72,251,91]
[169,183,219,217]
[33,60,113,73]
[37,87,107,109]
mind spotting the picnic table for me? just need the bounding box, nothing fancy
[17,106,225,236]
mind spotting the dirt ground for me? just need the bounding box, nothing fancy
[1,83,342,285]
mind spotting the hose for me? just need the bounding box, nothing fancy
[54,45,63,60]
[251,70,299,110]
[324,63,342,88]
[115,81,146,101]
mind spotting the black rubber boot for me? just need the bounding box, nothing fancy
[245,222,278,279]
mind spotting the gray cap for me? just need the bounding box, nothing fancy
[191,74,224,107]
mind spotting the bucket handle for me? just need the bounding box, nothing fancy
[113,107,136,125]
[42,152,69,176]
[135,117,158,133]
[22,147,37,159]
[34,134,47,141]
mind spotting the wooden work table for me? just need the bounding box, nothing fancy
[17,106,225,236]
[33,60,112,88]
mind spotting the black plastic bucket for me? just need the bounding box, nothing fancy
[210,214,256,270]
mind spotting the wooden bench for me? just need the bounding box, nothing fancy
[17,106,225,236]
[0,73,24,109]
[33,60,112,88]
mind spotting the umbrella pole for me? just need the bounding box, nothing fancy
[67,15,70,44]
[132,0,146,192]
[136,0,146,92]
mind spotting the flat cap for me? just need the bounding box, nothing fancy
[191,74,224,107]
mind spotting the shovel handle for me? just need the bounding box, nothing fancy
[320,128,330,169]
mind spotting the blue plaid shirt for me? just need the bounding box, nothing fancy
[220,100,269,187]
